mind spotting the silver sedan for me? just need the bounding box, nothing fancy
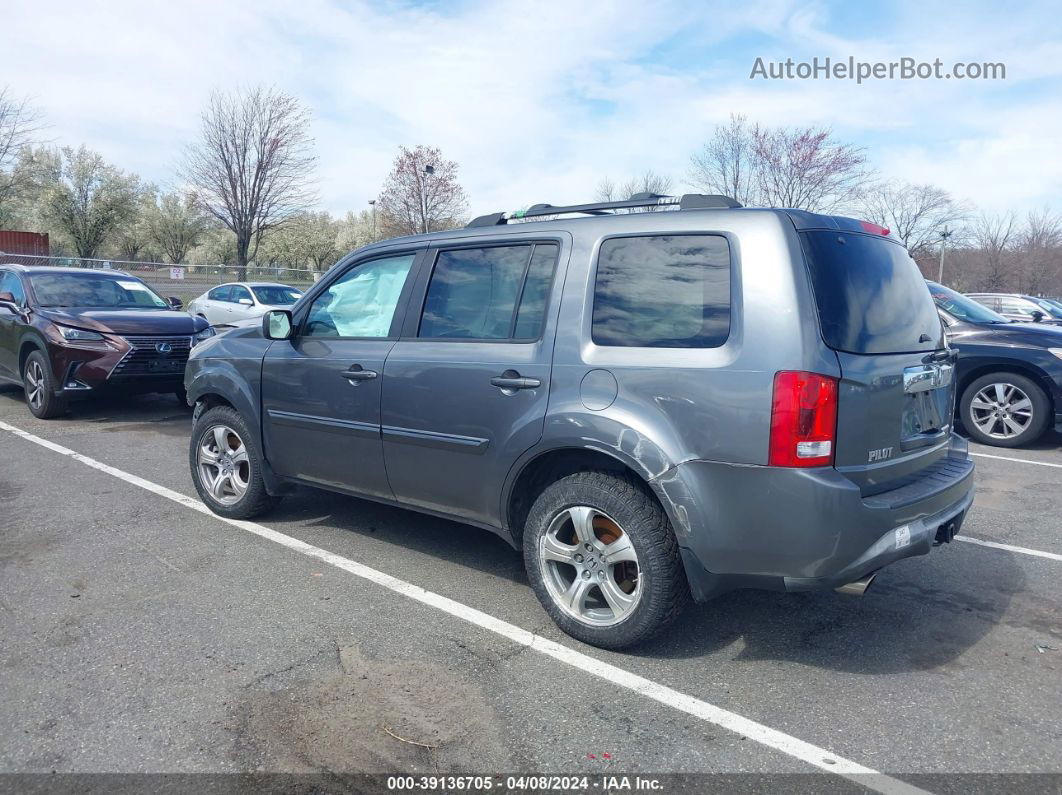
[187,282,304,327]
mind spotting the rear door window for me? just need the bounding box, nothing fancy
[801,231,942,354]
[418,243,558,340]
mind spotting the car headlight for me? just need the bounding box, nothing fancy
[192,326,217,346]
[57,325,105,341]
[1049,348,1062,361]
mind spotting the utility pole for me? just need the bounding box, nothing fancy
[937,226,953,283]
[368,199,377,242]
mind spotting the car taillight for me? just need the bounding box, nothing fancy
[859,220,891,236]
[769,371,838,467]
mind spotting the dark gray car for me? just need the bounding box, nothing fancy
[185,195,975,649]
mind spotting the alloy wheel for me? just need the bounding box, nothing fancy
[25,360,44,410]
[969,382,1034,440]
[196,424,251,505]
[539,506,642,627]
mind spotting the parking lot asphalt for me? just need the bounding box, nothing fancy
[1,385,1060,790]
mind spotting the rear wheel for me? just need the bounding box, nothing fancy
[22,351,66,419]
[960,372,1049,447]
[190,405,280,518]
[522,470,689,650]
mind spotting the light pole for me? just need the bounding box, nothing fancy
[368,199,377,242]
[937,226,953,283]
[420,164,434,234]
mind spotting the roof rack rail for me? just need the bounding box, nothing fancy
[466,193,742,228]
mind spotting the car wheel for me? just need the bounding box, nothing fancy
[960,372,1050,447]
[174,386,188,406]
[522,470,690,650]
[22,351,67,419]
[189,405,280,518]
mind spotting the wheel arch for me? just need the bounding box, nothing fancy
[503,445,673,546]
[18,334,48,376]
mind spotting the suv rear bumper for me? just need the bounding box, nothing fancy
[652,433,975,602]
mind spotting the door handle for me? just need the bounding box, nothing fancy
[340,365,378,382]
[490,372,541,390]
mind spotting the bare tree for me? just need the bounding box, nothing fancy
[1015,209,1062,296]
[183,86,317,279]
[859,180,969,255]
[752,125,870,212]
[377,145,468,236]
[0,87,44,223]
[972,212,1017,291]
[594,171,674,211]
[689,114,758,206]
[689,118,871,211]
[148,191,209,263]
[38,146,140,259]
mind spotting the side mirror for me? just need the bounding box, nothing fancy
[238,297,254,306]
[167,296,183,310]
[263,309,294,340]
[1031,310,1044,323]
[0,291,15,306]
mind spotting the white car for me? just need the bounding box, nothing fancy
[187,282,303,327]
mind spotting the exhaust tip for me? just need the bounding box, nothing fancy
[835,572,877,597]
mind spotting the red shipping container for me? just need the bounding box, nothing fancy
[0,230,50,256]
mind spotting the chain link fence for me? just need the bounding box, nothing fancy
[0,253,321,301]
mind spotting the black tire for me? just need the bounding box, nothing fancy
[960,372,1050,448]
[522,470,690,650]
[174,386,189,407]
[22,350,67,419]
[189,405,280,518]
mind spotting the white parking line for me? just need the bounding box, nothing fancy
[0,418,928,795]
[970,451,1062,469]
[955,535,1062,561]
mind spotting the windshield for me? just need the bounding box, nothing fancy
[927,282,1010,324]
[29,272,169,309]
[251,285,303,305]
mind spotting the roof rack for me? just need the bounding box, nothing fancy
[466,193,743,228]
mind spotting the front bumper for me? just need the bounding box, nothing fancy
[45,335,191,396]
[653,433,975,602]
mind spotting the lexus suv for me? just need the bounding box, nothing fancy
[0,264,213,418]
[185,195,975,649]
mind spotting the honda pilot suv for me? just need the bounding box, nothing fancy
[185,194,975,649]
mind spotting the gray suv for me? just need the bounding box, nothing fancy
[185,194,975,649]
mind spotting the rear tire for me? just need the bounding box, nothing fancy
[22,351,67,419]
[522,470,690,650]
[960,372,1049,447]
[190,405,280,518]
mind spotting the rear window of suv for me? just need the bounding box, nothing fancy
[801,231,943,354]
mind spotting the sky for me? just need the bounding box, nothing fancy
[4,0,1061,219]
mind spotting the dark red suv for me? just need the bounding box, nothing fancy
[0,264,213,418]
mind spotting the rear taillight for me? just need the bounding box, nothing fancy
[859,220,891,236]
[769,371,838,467]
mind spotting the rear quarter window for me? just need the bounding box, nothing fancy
[592,234,731,348]
[801,231,942,354]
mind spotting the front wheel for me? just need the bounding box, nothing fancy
[189,405,280,518]
[522,470,690,650]
[23,351,67,419]
[960,372,1050,448]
